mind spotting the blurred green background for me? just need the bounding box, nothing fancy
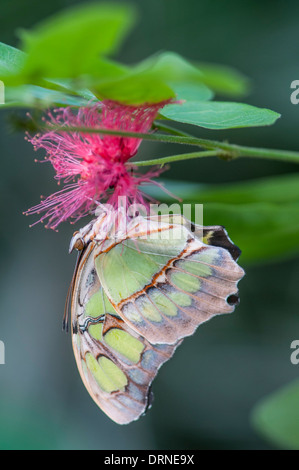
[1,0,299,450]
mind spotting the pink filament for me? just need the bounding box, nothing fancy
[25,99,171,229]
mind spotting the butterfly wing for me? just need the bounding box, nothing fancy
[71,242,179,425]
[147,214,241,260]
[95,217,245,345]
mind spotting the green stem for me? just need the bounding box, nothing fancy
[46,124,299,165]
[152,121,195,138]
[133,145,299,166]
[222,143,299,163]
[153,123,299,163]
[46,124,215,147]
[133,150,221,166]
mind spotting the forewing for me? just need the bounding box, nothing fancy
[71,243,178,425]
[148,214,241,260]
[95,221,245,345]
[197,225,241,261]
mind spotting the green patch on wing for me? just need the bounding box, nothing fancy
[137,296,163,322]
[104,329,145,364]
[88,323,103,341]
[85,352,128,393]
[168,291,192,307]
[176,259,212,277]
[170,272,201,293]
[85,287,118,318]
[95,240,174,304]
[123,303,144,323]
[85,290,104,317]
[150,291,178,317]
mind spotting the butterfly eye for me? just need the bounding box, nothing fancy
[73,237,85,251]
[69,232,85,253]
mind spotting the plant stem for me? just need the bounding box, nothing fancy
[221,143,299,163]
[153,121,195,138]
[153,123,299,163]
[133,150,221,166]
[46,124,299,165]
[47,124,205,146]
[133,145,299,166]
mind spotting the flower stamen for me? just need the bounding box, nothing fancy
[25,99,173,229]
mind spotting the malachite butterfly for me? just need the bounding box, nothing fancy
[67,212,244,424]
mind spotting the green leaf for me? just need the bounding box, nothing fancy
[43,78,98,102]
[160,101,280,129]
[202,202,299,264]
[169,82,214,102]
[189,174,299,205]
[137,52,205,84]
[0,42,25,75]
[252,380,299,450]
[145,174,299,206]
[18,2,137,79]
[150,173,299,204]
[98,82,175,105]
[93,75,175,105]
[92,52,214,105]
[196,62,250,98]
[3,84,90,108]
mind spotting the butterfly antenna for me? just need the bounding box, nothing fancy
[62,250,84,333]
[63,283,72,333]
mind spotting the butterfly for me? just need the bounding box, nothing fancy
[66,212,244,424]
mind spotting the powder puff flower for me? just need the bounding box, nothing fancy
[25,99,172,230]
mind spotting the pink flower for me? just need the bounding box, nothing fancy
[25,99,171,229]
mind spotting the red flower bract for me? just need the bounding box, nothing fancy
[25,99,171,229]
